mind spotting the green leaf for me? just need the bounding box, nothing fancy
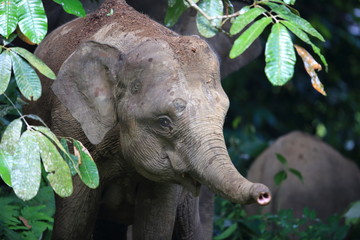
[52,0,86,17]
[264,2,325,42]
[73,140,99,188]
[274,170,287,185]
[0,149,12,186]
[12,130,41,200]
[230,7,266,35]
[60,138,79,176]
[196,0,223,38]
[164,0,189,27]
[10,51,42,101]
[0,118,23,157]
[10,47,56,79]
[281,20,328,71]
[32,126,69,158]
[230,17,272,59]
[344,201,360,225]
[265,23,296,85]
[214,223,237,240]
[0,0,18,37]
[283,0,296,5]
[289,168,304,182]
[168,0,176,7]
[275,153,288,165]
[0,50,12,94]
[35,132,73,197]
[17,0,47,44]
[2,32,17,45]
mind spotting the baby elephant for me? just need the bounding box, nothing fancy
[246,131,360,220]
[29,0,271,239]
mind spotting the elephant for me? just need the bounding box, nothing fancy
[246,131,360,220]
[27,0,271,239]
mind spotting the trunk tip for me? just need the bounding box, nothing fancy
[252,183,271,206]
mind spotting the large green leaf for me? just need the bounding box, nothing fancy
[12,130,41,200]
[265,23,296,85]
[10,51,42,101]
[0,149,12,186]
[230,17,272,59]
[10,47,56,79]
[196,0,223,38]
[73,140,99,189]
[281,20,328,71]
[16,0,47,44]
[263,2,325,42]
[35,132,73,197]
[52,0,85,17]
[0,50,12,94]
[0,0,18,37]
[164,0,189,27]
[0,118,23,157]
[230,7,266,35]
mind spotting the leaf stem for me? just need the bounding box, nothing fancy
[3,93,31,129]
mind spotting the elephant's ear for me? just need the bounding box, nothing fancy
[52,41,123,145]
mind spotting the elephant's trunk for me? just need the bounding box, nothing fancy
[189,132,271,206]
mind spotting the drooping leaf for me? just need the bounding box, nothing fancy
[196,0,223,38]
[281,20,328,71]
[10,47,56,79]
[35,132,73,197]
[60,138,79,176]
[164,0,189,27]
[230,17,272,59]
[0,0,18,37]
[0,149,12,186]
[265,23,296,86]
[16,0,47,44]
[12,130,41,200]
[263,2,325,42]
[289,168,304,183]
[10,51,42,101]
[0,50,12,94]
[73,140,99,188]
[213,223,238,240]
[275,153,288,165]
[52,0,86,17]
[0,118,23,157]
[230,7,266,35]
[274,170,287,185]
[294,44,326,96]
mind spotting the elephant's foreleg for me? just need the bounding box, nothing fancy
[133,181,182,240]
[52,176,102,240]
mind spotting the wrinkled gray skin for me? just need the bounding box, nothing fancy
[246,131,360,220]
[28,0,270,239]
[43,0,261,79]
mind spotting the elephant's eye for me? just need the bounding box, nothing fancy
[158,117,172,128]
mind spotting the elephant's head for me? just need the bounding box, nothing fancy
[52,37,271,206]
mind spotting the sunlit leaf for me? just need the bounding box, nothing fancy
[283,0,296,4]
[230,17,272,59]
[289,168,304,183]
[10,47,56,79]
[73,140,99,188]
[263,2,325,42]
[344,201,360,225]
[275,153,288,165]
[0,50,12,94]
[35,132,73,197]
[12,130,41,200]
[0,149,12,186]
[0,0,18,37]
[0,118,23,157]
[281,20,328,71]
[168,0,176,7]
[60,138,79,176]
[17,0,47,44]
[196,0,223,38]
[230,7,266,35]
[265,23,296,85]
[10,51,42,101]
[32,126,69,157]
[274,170,287,185]
[52,0,86,17]
[164,0,189,27]
[294,44,326,96]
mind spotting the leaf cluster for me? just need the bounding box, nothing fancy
[165,0,328,95]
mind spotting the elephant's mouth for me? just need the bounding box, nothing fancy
[178,173,201,196]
